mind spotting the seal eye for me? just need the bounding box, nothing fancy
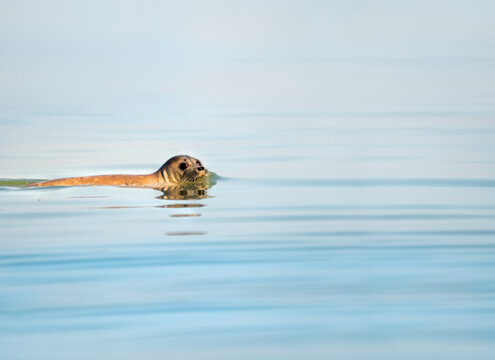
[179,162,188,171]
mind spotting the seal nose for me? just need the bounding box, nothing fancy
[197,166,205,171]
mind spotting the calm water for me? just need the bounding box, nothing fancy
[2,111,495,360]
[2,2,495,359]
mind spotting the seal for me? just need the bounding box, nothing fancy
[30,155,208,189]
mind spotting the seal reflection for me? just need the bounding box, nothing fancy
[157,183,211,201]
[157,183,213,236]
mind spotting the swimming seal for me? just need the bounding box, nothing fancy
[30,155,208,189]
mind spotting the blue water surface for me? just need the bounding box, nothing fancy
[1,2,495,359]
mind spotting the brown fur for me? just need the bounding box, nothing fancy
[30,155,208,189]
[30,174,162,188]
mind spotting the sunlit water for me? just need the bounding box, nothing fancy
[2,106,495,360]
[1,4,495,355]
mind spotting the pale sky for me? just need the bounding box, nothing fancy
[0,0,494,115]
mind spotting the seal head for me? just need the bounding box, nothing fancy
[157,155,209,185]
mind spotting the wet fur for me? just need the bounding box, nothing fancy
[30,155,208,190]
